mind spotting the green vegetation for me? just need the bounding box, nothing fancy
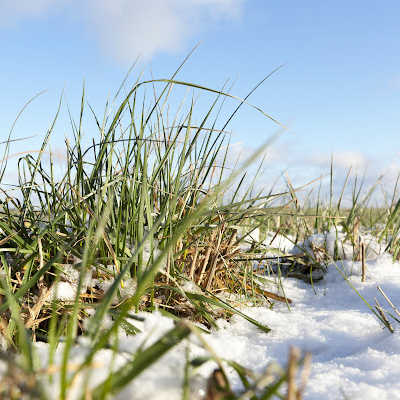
[0,59,400,399]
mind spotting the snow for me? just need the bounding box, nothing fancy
[292,229,386,261]
[3,233,400,399]
[49,264,94,301]
[250,254,400,399]
[95,274,138,304]
[199,255,400,400]
[263,232,296,255]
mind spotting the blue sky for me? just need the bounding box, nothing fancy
[1,0,399,197]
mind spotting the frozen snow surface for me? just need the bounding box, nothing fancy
[8,234,400,399]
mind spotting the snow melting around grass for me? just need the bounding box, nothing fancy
[26,252,400,399]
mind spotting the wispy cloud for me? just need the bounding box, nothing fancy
[219,144,400,204]
[84,0,244,62]
[308,150,369,171]
[0,0,244,62]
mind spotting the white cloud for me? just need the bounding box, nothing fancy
[0,0,244,62]
[217,144,400,205]
[83,0,244,62]
[309,150,369,171]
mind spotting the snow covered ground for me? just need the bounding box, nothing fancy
[117,253,400,400]
[5,234,400,399]
[235,254,400,400]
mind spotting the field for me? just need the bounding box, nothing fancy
[1,67,400,399]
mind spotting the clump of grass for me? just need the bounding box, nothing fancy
[2,54,399,398]
[0,57,299,398]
